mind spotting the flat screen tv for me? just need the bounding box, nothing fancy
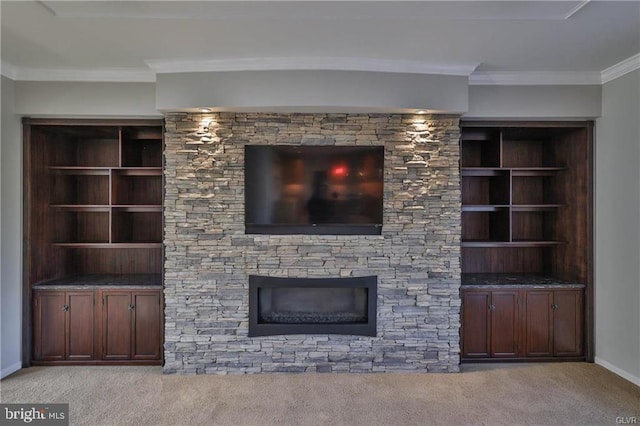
[245,145,383,235]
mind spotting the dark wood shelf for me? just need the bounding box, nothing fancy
[463,205,562,212]
[115,168,162,176]
[122,126,162,140]
[461,240,564,248]
[112,207,162,244]
[511,167,566,176]
[50,205,161,210]
[461,168,505,176]
[511,204,563,211]
[50,204,110,209]
[461,167,566,177]
[462,205,510,212]
[112,205,162,211]
[52,242,163,248]
[49,166,161,174]
[50,167,111,175]
[112,170,162,206]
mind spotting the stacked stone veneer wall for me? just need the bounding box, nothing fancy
[163,113,461,374]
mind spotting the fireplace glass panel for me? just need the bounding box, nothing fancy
[249,275,377,336]
[258,287,368,324]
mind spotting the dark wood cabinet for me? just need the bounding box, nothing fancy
[25,119,164,366]
[101,291,133,360]
[524,290,554,357]
[490,291,520,357]
[525,289,583,357]
[32,287,162,364]
[101,289,163,361]
[461,290,491,357]
[461,289,519,359]
[33,290,96,362]
[460,121,592,362]
[553,290,583,356]
[461,286,584,361]
[131,291,163,360]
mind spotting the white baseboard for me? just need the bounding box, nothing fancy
[1,362,22,379]
[595,357,640,387]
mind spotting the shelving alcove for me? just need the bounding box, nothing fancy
[459,121,593,362]
[23,118,164,366]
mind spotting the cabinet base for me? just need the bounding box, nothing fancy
[31,360,162,366]
[461,357,586,363]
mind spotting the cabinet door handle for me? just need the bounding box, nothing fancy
[62,304,69,312]
[488,304,496,311]
[128,304,135,311]
[551,304,558,310]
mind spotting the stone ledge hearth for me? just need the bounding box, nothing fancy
[163,113,461,374]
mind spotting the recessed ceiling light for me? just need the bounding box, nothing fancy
[200,108,211,113]
[416,110,427,114]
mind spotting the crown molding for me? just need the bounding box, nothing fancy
[0,63,156,82]
[38,0,587,21]
[1,62,18,80]
[469,70,602,86]
[471,52,640,86]
[4,53,639,85]
[601,53,640,84]
[564,0,590,19]
[145,57,480,77]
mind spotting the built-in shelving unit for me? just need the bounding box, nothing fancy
[460,121,593,362]
[25,120,163,261]
[460,122,592,277]
[41,125,162,249]
[24,119,164,365]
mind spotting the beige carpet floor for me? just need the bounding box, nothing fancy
[1,363,638,426]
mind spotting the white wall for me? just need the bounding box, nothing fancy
[466,85,602,119]
[15,81,159,117]
[1,76,23,378]
[595,69,640,386]
[156,70,469,113]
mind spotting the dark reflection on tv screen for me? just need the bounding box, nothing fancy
[245,145,383,232]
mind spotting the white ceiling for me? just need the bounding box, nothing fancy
[1,1,639,84]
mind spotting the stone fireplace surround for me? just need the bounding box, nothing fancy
[163,113,461,374]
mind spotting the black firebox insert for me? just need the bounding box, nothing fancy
[248,275,377,337]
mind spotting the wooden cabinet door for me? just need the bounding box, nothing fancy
[100,289,162,361]
[67,292,95,360]
[33,290,95,361]
[553,290,583,357]
[101,291,132,360]
[131,291,162,360]
[525,290,554,357]
[490,291,520,357]
[33,291,66,361]
[461,290,491,358]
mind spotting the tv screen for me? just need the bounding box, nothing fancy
[245,145,383,235]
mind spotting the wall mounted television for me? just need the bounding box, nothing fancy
[245,145,384,235]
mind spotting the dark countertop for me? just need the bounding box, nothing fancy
[461,273,585,288]
[32,274,162,290]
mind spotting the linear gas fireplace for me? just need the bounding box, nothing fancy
[248,275,377,337]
